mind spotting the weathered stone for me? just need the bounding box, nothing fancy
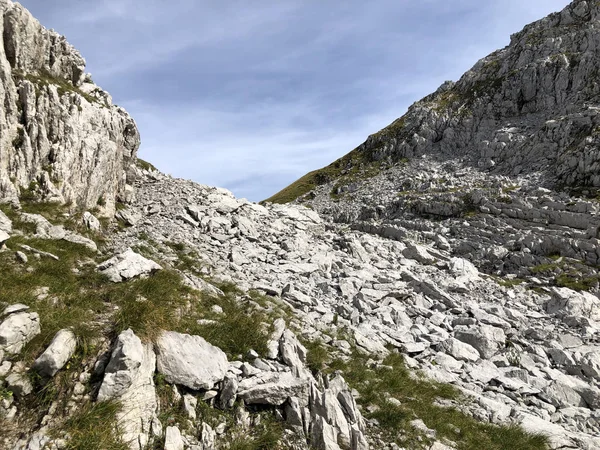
[33,329,77,377]
[238,372,310,406]
[156,331,228,390]
[0,310,40,354]
[455,325,506,359]
[437,338,479,362]
[97,329,157,450]
[164,426,184,450]
[97,248,162,282]
[218,373,238,410]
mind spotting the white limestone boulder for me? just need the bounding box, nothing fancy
[97,248,162,282]
[0,307,40,354]
[98,329,158,450]
[33,329,77,377]
[155,331,228,390]
[238,371,310,406]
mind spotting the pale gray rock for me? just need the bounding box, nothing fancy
[33,329,76,377]
[18,244,59,260]
[437,338,479,362]
[218,373,238,410]
[15,251,27,263]
[6,372,33,397]
[182,394,197,420]
[155,331,228,390]
[97,248,162,282]
[97,329,157,450]
[0,310,40,354]
[455,325,506,359]
[82,211,100,230]
[279,329,309,377]
[310,415,342,450]
[0,0,140,212]
[164,426,184,450]
[3,304,29,315]
[200,422,216,450]
[0,229,9,246]
[116,208,142,226]
[238,371,310,406]
[546,288,600,322]
[581,352,600,381]
[403,243,436,264]
[0,210,12,233]
[266,318,286,359]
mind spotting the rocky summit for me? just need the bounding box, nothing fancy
[1,1,600,450]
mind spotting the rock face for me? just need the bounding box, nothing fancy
[270,0,600,206]
[0,0,139,212]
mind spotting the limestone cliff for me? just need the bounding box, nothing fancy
[267,0,600,204]
[0,0,139,214]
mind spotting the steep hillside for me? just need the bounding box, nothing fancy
[0,0,140,214]
[267,0,600,205]
[2,1,600,450]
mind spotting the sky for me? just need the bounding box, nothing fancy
[18,0,571,201]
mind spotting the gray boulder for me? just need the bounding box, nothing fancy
[546,287,600,322]
[33,329,77,377]
[437,338,480,362]
[155,331,228,390]
[97,248,162,282]
[0,309,40,354]
[238,371,310,406]
[82,211,101,231]
[0,210,12,234]
[164,426,184,450]
[455,325,506,359]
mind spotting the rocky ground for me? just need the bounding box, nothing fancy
[1,163,599,449]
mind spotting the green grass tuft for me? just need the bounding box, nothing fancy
[62,401,127,450]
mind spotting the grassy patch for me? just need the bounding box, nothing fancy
[136,158,158,172]
[556,273,600,291]
[62,401,127,450]
[0,236,104,363]
[227,418,284,450]
[301,338,330,373]
[264,146,382,204]
[327,351,548,450]
[13,69,99,105]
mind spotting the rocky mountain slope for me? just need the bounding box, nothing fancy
[1,1,600,450]
[267,0,600,199]
[0,0,140,214]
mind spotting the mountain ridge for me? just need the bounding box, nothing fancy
[266,0,600,205]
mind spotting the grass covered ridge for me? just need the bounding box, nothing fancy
[263,145,383,204]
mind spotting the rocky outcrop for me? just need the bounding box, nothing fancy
[98,329,158,450]
[0,0,139,213]
[272,0,600,206]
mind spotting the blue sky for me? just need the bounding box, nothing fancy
[19,0,570,201]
